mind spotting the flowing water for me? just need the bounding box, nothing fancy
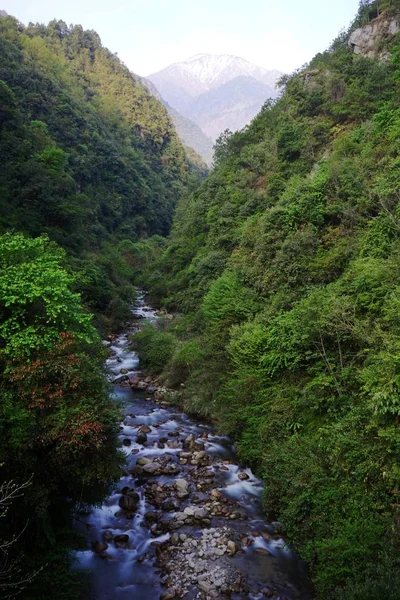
[72,295,313,600]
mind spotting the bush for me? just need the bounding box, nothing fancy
[131,322,177,374]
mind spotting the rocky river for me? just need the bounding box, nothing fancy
[72,295,313,600]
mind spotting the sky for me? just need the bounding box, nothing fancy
[2,0,361,75]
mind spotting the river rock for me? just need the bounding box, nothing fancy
[119,494,138,512]
[226,540,237,555]
[255,547,270,556]
[137,456,152,466]
[139,425,152,433]
[114,534,129,548]
[136,431,148,444]
[121,488,140,502]
[122,438,131,446]
[113,374,129,384]
[103,530,114,543]
[168,430,180,437]
[145,511,159,522]
[163,499,179,512]
[198,580,214,594]
[175,478,189,493]
[92,540,108,554]
[142,462,160,475]
[238,471,249,480]
[160,589,177,600]
[183,433,195,450]
[167,440,179,449]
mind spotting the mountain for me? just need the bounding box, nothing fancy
[141,4,400,599]
[137,74,213,166]
[148,53,281,141]
[0,14,202,331]
[149,53,280,97]
[189,75,276,140]
[165,102,214,166]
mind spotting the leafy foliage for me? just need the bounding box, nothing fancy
[142,5,400,598]
[0,14,202,331]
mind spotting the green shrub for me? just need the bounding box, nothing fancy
[131,323,176,374]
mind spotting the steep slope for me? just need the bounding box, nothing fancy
[140,3,400,598]
[165,102,214,166]
[189,75,277,139]
[0,14,201,329]
[148,53,281,140]
[138,74,213,165]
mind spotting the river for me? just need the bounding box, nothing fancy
[72,294,313,600]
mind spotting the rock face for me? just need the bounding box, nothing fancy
[348,12,400,59]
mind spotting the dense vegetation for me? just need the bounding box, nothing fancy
[0,233,121,599]
[0,11,203,599]
[0,14,202,332]
[134,2,400,597]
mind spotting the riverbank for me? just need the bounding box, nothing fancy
[72,295,313,599]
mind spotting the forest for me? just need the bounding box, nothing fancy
[0,12,202,600]
[133,1,400,597]
[2,0,400,599]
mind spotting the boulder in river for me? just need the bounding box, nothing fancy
[121,488,140,503]
[92,540,108,555]
[118,494,138,512]
[114,534,130,548]
[112,374,129,384]
[139,425,151,434]
[226,540,237,555]
[102,530,114,543]
[175,478,189,493]
[136,431,148,444]
[142,462,160,475]
[183,433,195,450]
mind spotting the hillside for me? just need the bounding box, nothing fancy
[189,75,278,139]
[0,14,201,330]
[138,74,214,165]
[148,53,281,140]
[164,102,214,166]
[0,12,209,599]
[137,2,400,598]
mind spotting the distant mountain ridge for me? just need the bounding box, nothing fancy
[148,53,282,144]
[136,74,213,166]
[150,53,281,96]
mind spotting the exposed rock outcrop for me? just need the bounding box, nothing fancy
[348,12,400,59]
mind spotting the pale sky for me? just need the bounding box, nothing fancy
[2,0,361,75]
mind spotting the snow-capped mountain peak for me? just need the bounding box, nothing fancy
[150,53,281,93]
[147,53,282,146]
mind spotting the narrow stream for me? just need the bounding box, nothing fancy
[72,295,313,599]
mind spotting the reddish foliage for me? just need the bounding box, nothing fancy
[8,332,82,410]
